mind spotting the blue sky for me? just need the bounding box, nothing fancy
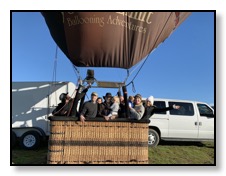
[12,12,214,105]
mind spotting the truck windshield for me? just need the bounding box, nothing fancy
[197,104,214,117]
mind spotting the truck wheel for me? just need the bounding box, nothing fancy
[20,131,40,150]
[148,129,160,147]
[12,131,17,148]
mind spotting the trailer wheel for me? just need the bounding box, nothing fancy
[148,129,160,147]
[20,131,40,150]
[11,131,17,148]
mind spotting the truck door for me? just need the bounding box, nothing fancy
[151,101,169,138]
[168,102,198,139]
[197,103,214,139]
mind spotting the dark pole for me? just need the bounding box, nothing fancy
[117,89,121,100]
[122,86,129,118]
[69,84,83,117]
[69,83,91,117]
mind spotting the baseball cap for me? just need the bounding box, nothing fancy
[91,92,98,96]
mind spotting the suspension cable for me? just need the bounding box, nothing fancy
[128,56,147,76]
[49,45,59,106]
[126,12,173,87]
[52,45,58,83]
[126,52,151,87]
[124,54,149,85]
[72,64,82,81]
[124,69,130,83]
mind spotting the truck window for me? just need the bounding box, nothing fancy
[169,102,194,116]
[197,104,214,118]
[153,101,166,114]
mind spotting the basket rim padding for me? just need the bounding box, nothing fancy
[48,116,150,123]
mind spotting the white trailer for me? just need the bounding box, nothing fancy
[11,81,76,149]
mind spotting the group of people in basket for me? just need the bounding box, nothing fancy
[52,91,180,122]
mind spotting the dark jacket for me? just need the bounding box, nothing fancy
[52,99,73,116]
[102,101,112,116]
[142,105,173,120]
[80,100,98,118]
[97,103,105,117]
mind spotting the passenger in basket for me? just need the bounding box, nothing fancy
[129,94,145,120]
[142,96,180,120]
[80,92,98,122]
[104,96,120,121]
[96,97,105,117]
[118,95,126,118]
[102,92,113,116]
[52,93,73,116]
[128,95,134,108]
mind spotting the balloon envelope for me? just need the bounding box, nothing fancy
[42,12,191,69]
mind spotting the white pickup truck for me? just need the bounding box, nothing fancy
[11,81,76,149]
[147,98,214,146]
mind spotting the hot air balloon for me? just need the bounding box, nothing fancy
[43,12,191,164]
[42,12,191,116]
[42,12,190,69]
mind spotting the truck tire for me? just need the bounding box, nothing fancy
[148,129,160,147]
[19,131,41,150]
[12,131,17,148]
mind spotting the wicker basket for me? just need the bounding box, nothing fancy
[47,117,149,164]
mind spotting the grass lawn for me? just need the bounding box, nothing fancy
[11,141,214,165]
[148,141,214,164]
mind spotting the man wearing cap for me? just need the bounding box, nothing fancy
[80,92,98,122]
[129,94,145,120]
